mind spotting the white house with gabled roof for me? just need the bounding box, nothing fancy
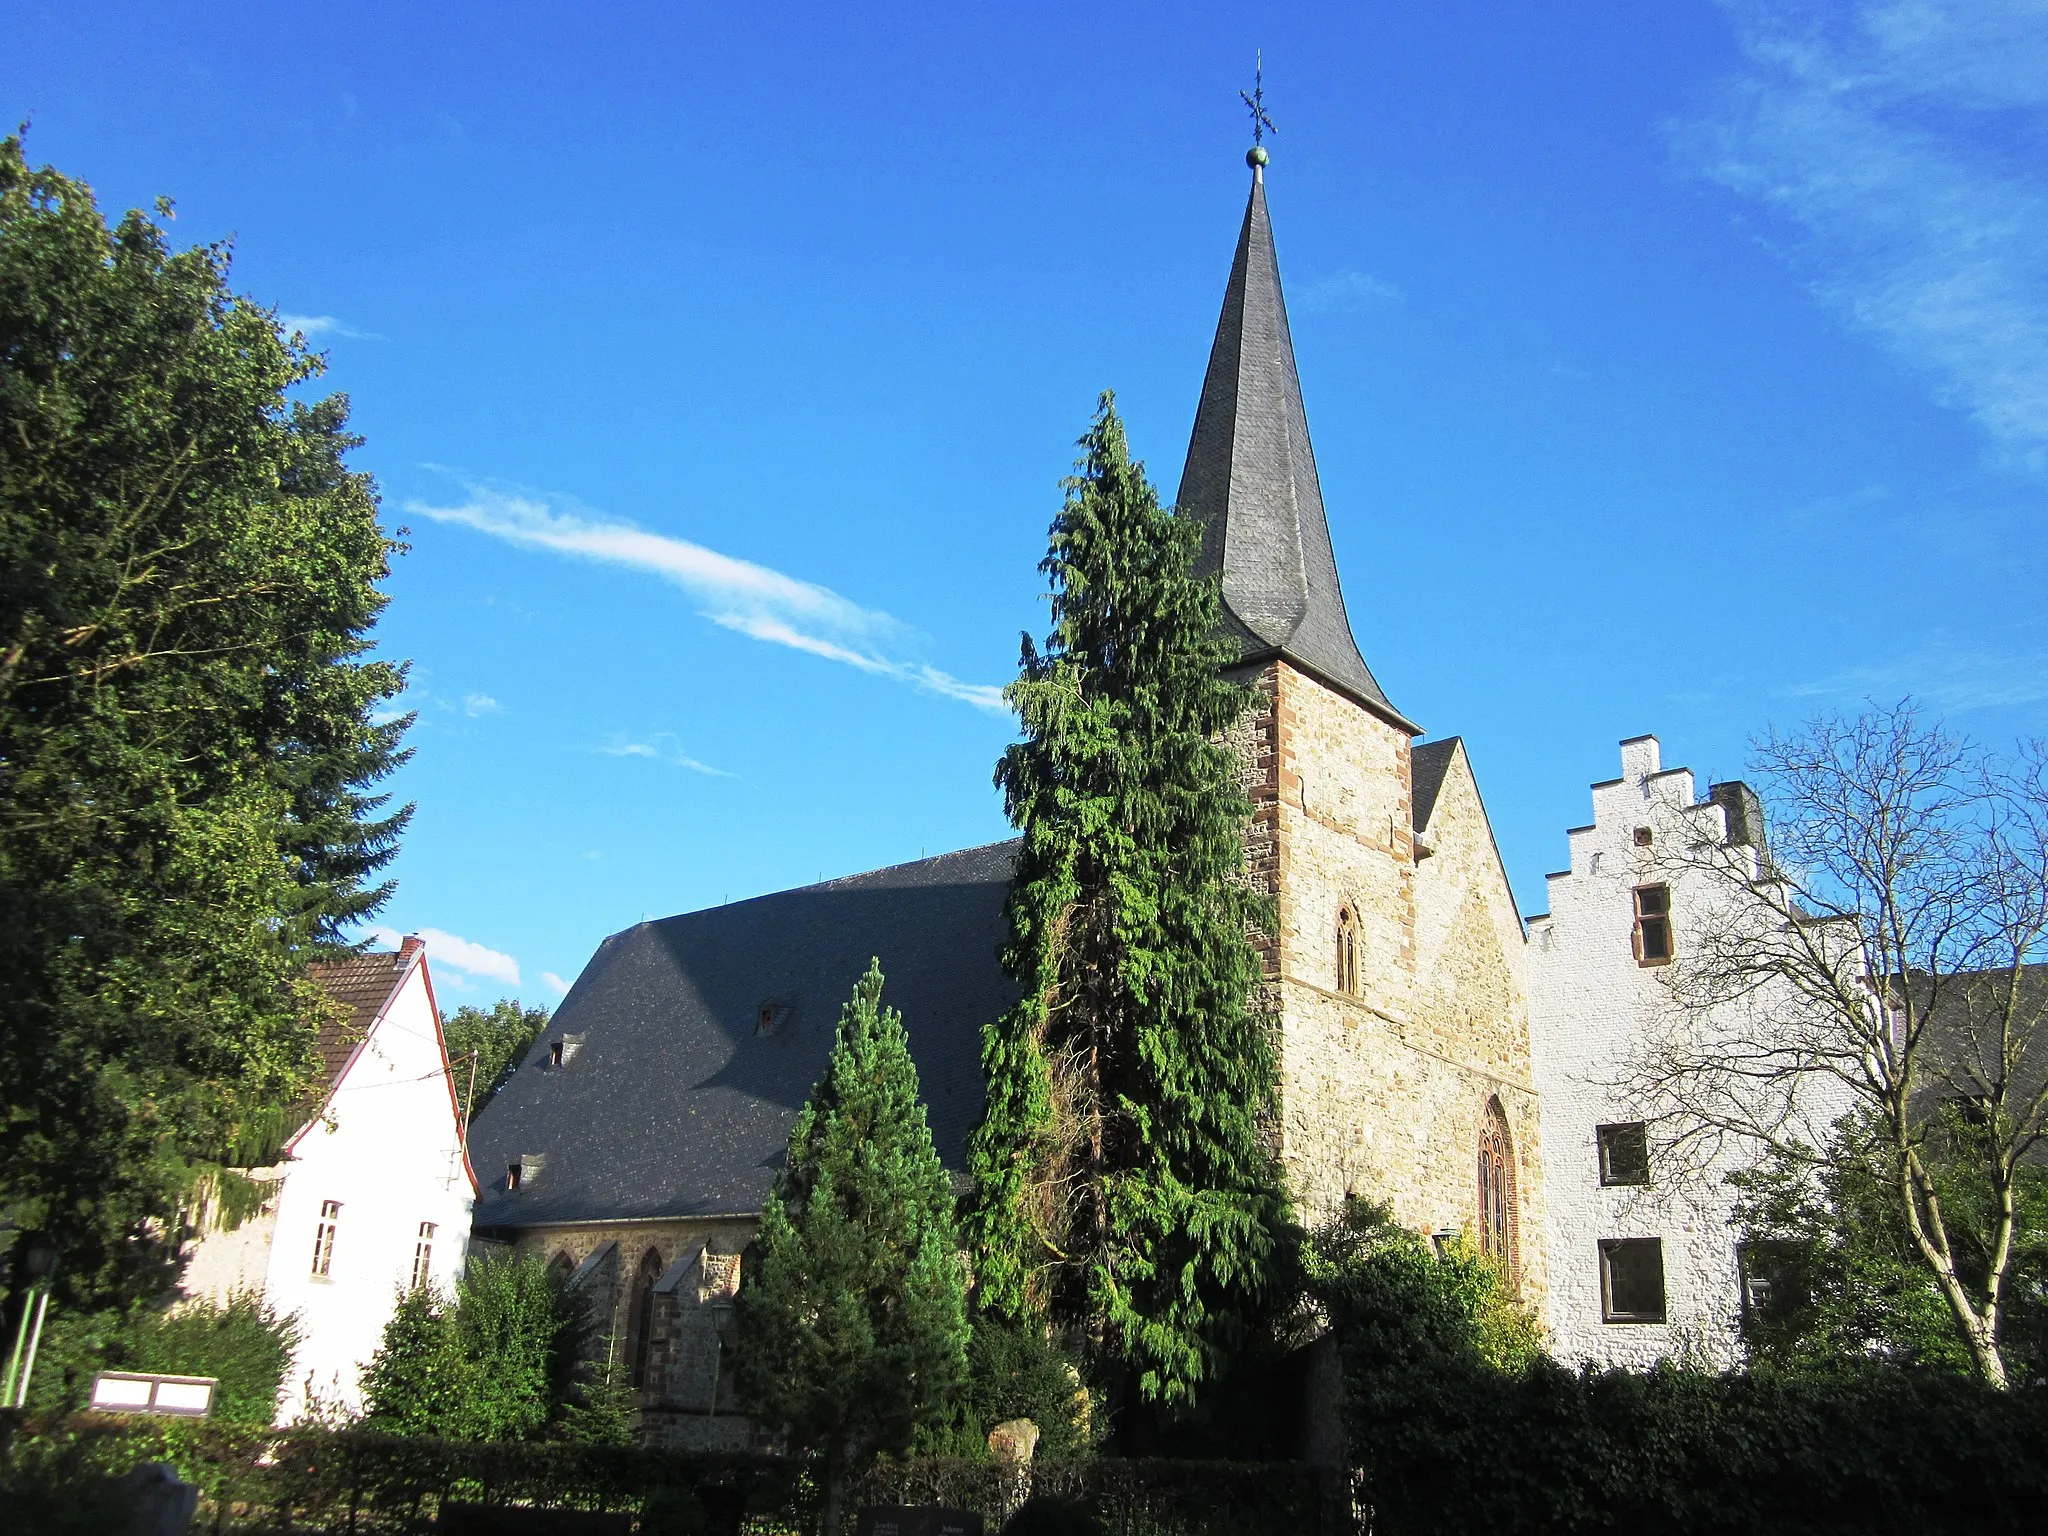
[181,936,478,1422]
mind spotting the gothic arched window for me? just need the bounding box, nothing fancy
[1336,906,1359,996]
[628,1247,664,1390]
[1478,1098,1516,1281]
[547,1250,575,1281]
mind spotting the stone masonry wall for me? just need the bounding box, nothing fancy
[511,1217,756,1443]
[1250,664,1542,1307]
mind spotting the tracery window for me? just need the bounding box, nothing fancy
[310,1200,341,1278]
[628,1247,664,1390]
[1478,1099,1516,1278]
[1336,906,1359,996]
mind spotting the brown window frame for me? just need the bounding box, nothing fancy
[311,1200,341,1278]
[411,1222,437,1290]
[1597,1122,1651,1186]
[1599,1237,1667,1323]
[1632,883,1674,966]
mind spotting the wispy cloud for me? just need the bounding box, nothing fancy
[541,971,572,998]
[596,733,735,777]
[463,692,502,718]
[371,926,522,987]
[1295,270,1406,317]
[1780,631,2048,712]
[278,312,383,342]
[1679,1,2048,471]
[407,481,1008,713]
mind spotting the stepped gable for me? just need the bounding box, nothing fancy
[1175,156,1413,732]
[469,841,1020,1228]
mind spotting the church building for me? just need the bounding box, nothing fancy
[468,150,1544,1443]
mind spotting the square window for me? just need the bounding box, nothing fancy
[1600,1238,1666,1323]
[1597,1122,1651,1186]
[1633,884,1673,965]
[1633,826,1654,847]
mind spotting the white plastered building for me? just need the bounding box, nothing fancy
[182,937,478,1421]
[1526,735,1835,1369]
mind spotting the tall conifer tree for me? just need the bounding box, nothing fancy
[966,393,1291,1407]
[736,960,968,1536]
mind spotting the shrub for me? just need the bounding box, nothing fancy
[18,1291,296,1424]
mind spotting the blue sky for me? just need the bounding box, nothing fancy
[9,1,2046,1005]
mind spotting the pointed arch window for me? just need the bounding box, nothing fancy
[1336,906,1360,996]
[628,1247,664,1390]
[1478,1098,1517,1281]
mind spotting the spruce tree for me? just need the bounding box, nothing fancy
[965,393,1291,1408]
[736,960,969,1536]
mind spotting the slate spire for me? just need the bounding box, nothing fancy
[1174,153,1413,731]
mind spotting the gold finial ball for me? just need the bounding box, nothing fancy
[1247,145,1269,168]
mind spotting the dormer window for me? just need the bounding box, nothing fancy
[508,1153,546,1191]
[549,1034,584,1068]
[1335,907,1359,996]
[757,1002,783,1036]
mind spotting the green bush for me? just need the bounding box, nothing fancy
[1305,1201,2048,1535]
[361,1253,589,1441]
[18,1290,296,1424]
[917,1313,1097,1460]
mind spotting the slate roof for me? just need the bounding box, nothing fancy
[1175,166,1415,734]
[469,841,1022,1229]
[1411,738,1461,833]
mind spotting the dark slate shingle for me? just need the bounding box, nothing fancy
[1175,169,1414,733]
[469,841,1021,1228]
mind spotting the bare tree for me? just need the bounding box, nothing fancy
[1621,702,2048,1387]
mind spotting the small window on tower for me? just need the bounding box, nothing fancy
[310,1200,341,1278]
[1597,1122,1651,1186]
[1335,907,1359,996]
[412,1223,437,1290]
[1633,826,1654,847]
[1600,1238,1666,1323]
[1633,884,1674,965]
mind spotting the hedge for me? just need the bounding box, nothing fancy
[0,1415,1331,1535]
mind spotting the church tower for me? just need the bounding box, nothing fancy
[1178,149,1544,1301]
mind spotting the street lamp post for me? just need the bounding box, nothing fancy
[3,1237,59,1409]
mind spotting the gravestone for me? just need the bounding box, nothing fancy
[853,1506,985,1536]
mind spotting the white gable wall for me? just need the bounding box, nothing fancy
[1528,737,1781,1369]
[266,955,476,1421]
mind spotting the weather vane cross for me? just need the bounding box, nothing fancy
[1241,50,1276,148]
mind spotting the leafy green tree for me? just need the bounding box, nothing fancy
[558,1333,640,1447]
[443,998,552,1121]
[360,1253,588,1440]
[1734,1110,2048,1381]
[964,393,1292,1408]
[359,1287,470,1435]
[736,959,969,1536]
[0,135,409,1311]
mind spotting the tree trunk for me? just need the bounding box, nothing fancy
[821,1442,848,1536]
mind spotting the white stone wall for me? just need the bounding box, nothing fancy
[186,955,478,1422]
[1527,735,1824,1369]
